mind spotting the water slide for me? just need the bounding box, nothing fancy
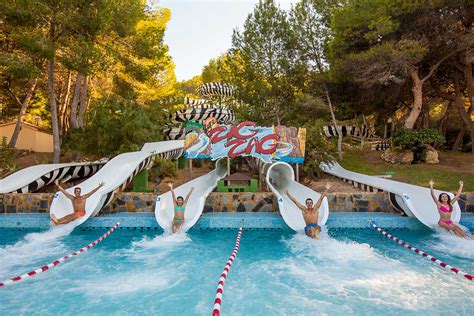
[154,159,227,232]
[320,162,461,228]
[0,160,107,193]
[264,162,329,232]
[49,141,184,228]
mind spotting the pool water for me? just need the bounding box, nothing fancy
[0,227,473,315]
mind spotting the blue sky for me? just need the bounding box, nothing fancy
[157,0,296,81]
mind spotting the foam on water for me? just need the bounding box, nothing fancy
[131,231,191,249]
[427,230,474,259]
[226,231,474,315]
[1,228,473,315]
[0,226,74,276]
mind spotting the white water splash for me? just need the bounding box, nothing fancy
[131,231,191,249]
[428,229,474,259]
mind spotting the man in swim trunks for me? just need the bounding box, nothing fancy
[50,180,105,225]
[168,182,194,233]
[429,179,468,238]
[286,183,331,239]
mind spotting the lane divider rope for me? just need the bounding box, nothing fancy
[0,222,120,287]
[212,227,243,316]
[369,221,473,281]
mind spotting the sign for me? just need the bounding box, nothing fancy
[184,119,306,163]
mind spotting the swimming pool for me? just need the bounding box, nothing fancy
[1,225,473,315]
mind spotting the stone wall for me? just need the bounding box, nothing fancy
[1,192,473,214]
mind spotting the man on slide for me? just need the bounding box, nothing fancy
[286,183,331,239]
[50,180,105,225]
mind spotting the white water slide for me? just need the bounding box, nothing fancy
[49,141,184,228]
[320,162,461,228]
[264,162,329,232]
[0,160,107,194]
[154,159,227,232]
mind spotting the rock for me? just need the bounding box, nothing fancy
[425,145,439,164]
[381,148,413,164]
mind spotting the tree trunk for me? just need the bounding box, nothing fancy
[59,71,72,135]
[77,75,88,128]
[70,73,82,129]
[48,58,61,163]
[404,69,424,129]
[453,75,474,153]
[452,127,465,151]
[324,83,342,160]
[8,78,38,148]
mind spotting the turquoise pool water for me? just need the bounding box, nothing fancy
[0,227,473,315]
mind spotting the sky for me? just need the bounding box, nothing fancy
[157,0,296,81]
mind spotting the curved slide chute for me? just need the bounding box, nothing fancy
[320,162,461,228]
[0,160,107,194]
[154,159,227,232]
[49,141,184,229]
[264,162,329,232]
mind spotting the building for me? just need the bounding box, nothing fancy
[0,121,53,152]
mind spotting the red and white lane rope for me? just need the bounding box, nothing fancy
[0,222,120,287]
[370,222,473,281]
[212,227,243,316]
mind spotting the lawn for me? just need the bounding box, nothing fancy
[340,149,474,192]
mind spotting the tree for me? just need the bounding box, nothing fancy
[227,0,299,125]
[290,0,343,160]
[330,0,471,129]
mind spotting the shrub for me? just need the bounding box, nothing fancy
[63,97,163,157]
[392,128,444,149]
[149,157,177,181]
[302,120,337,178]
[0,136,17,175]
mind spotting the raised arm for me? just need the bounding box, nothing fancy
[314,183,331,210]
[83,182,105,199]
[55,180,74,200]
[451,180,464,204]
[285,190,306,211]
[429,180,441,206]
[184,187,195,206]
[168,183,177,207]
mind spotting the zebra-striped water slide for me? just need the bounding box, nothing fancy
[320,162,462,228]
[164,82,237,140]
[49,141,184,229]
[0,160,107,194]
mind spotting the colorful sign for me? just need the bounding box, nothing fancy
[184,119,306,163]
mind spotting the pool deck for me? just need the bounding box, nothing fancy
[0,212,473,231]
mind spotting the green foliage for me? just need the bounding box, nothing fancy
[227,0,300,125]
[0,136,17,175]
[149,157,177,180]
[392,128,445,149]
[301,120,337,178]
[63,98,163,157]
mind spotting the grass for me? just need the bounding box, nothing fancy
[340,149,474,192]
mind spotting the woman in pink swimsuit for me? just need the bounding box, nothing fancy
[429,180,467,238]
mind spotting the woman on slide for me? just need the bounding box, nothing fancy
[429,179,468,238]
[168,182,194,233]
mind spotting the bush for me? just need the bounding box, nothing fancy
[63,97,163,157]
[149,157,177,181]
[301,120,337,179]
[0,136,17,175]
[392,128,445,149]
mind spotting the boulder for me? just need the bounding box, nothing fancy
[381,148,413,164]
[425,145,439,164]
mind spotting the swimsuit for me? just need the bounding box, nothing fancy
[174,206,185,224]
[438,204,453,226]
[77,210,85,217]
[304,223,320,231]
